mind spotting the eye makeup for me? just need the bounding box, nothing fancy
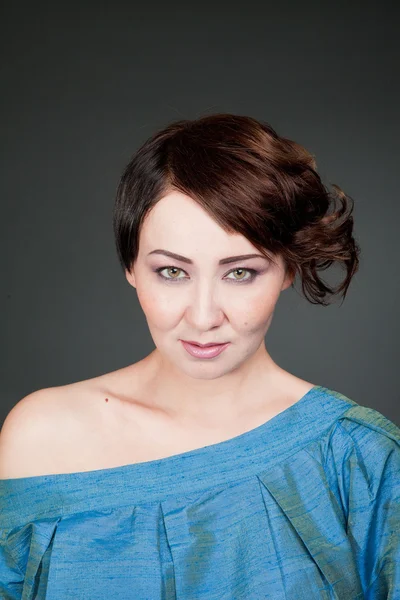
[153,266,262,284]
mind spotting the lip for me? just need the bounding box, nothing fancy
[181,340,230,359]
[182,340,227,347]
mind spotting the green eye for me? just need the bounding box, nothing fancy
[155,266,260,284]
[157,267,185,280]
[226,268,251,281]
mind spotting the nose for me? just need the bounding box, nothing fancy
[185,281,225,331]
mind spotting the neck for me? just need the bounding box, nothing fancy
[142,343,284,427]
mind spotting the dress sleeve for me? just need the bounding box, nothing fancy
[0,479,61,600]
[329,404,400,599]
[0,534,24,600]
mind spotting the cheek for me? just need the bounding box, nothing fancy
[136,286,181,327]
[235,293,277,331]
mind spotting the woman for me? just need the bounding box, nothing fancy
[0,113,399,599]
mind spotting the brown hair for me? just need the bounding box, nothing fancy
[113,113,360,306]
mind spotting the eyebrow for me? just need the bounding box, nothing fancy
[147,249,268,265]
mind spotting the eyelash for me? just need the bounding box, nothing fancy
[154,266,260,284]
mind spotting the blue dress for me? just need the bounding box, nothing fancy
[0,385,399,599]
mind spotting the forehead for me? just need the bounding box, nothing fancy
[139,191,285,270]
[141,191,255,253]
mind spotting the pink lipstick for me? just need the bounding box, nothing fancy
[181,340,230,359]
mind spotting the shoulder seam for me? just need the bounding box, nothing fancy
[337,405,400,446]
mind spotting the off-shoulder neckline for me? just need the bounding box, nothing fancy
[0,385,359,525]
[1,385,336,483]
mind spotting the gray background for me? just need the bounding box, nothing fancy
[1,2,399,427]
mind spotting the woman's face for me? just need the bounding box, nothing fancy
[125,190,294,380]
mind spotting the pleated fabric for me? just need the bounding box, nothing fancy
[0,385,399,600]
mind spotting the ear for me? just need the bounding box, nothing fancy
[125,268,136,289]
[281,268,295,291]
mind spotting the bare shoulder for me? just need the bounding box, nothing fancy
[0,363,146,480]
[0,378,106,480]
[0,386,71,479]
